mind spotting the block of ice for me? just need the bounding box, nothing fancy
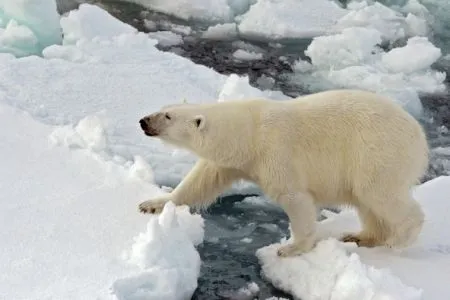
[381,36,442,74]
[125,0,235,23]
[334,1,409,42]
[238,0,347,40]
[60,3,136,44]
[0,0,62,57]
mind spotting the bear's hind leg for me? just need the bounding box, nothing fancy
[343,189,424,249]
[340,205,390,247]
[276,192,317,257]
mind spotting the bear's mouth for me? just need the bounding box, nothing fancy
[144,129,159,137]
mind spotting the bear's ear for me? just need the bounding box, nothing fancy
[194,115,206,130]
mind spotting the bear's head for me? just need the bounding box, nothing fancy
[139,103,206,150]
[139,102,255,167]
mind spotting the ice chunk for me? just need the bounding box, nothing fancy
[124,0,235,23]
[305,27,382,69]
[147,31,183,47]
[49,113,109,152]
[334,1,409,42]
[218,74,288,102]
[202,23,238,41]
[0,0,62,57]
[258,239,422,300]
[381,36,442,74]
[232,49,263,61]
[259,176,450,300]
[114,201,204,300]
[292,30,446,118]
[405,13,428,36]
[60,3,136,44]
[238,0,347,40]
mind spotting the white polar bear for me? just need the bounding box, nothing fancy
[138,89,429,257]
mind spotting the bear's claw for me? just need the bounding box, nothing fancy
[340,233,378,247]
[138,200,165,214]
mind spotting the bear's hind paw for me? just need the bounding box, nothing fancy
[340,233,379,248]
[276,240,314,257]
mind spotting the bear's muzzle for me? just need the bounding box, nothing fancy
[139,116,160,136]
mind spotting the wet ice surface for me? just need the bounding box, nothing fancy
[57,1,450,298]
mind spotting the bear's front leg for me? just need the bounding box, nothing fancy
[276,192,317,257]
[139,159,245,214]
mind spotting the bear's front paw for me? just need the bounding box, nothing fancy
[138,199,167,214]
[276,239,315,257]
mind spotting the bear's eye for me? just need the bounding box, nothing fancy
[165,113,171,120]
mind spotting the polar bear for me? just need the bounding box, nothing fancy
[138,89,428,257]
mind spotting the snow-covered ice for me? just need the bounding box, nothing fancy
[113,202,204,300]
[1,0,449,299]
[257,176,450,300]
[0,0,62,57]
[288,1,446,118]
[147,30,183,47]
[125,0,237,23]
[238,0,347,40]
[0,103,204,300]
[0,3,275,193]
[202,23,238,41]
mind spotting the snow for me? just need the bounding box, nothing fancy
[0,3,276,193]
[113,202,204,300]
[257,176,450,300]
[1,0,449,299]
[0,0,61,57]
[0,103,204,300]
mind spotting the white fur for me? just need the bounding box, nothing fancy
[139,89,429,257]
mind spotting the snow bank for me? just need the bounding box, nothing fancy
[233,49,263,61]
[0,0,62,57]
[258,176,450,300]
[238,0,347,40]
[0,103,205,299]
[113,202,204,300]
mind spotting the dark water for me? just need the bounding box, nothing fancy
[58,1,450,299]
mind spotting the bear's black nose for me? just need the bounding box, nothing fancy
[139,118,148,131]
